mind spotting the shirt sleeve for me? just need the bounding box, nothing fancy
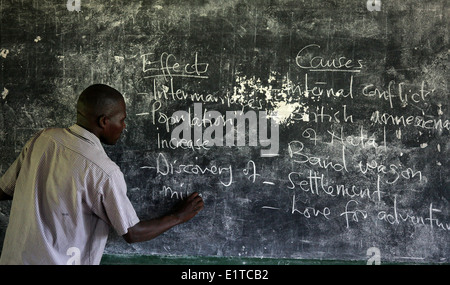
[92,170,140,236]
[0,136,34,196]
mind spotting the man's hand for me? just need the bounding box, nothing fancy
[171,192,204,224]
[123,192,204,244]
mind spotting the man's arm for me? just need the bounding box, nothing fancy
[122,192,204,244]
[0,188,12,201]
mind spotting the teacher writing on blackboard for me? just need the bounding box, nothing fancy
[0,84,204,265]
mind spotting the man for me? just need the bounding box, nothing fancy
[0,84,204,264]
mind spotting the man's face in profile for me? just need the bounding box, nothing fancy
[101,99,127,145]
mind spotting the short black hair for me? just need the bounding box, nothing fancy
[77,84,123,118]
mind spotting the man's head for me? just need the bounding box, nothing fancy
[76,84,126,145]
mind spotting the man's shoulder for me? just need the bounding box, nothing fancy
[79,148,121,177]
[39,127,122,177]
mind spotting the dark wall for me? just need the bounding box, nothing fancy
[0,0,448,263]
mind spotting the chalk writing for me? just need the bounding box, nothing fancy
[377,196,450,230]
[362,80,434,109]
[296,44,363,72]
[288,141,349,173]
[340,200,369,229]
[137,45,448,235]
[141,152,233,187]
[142,52,209,81]
[370,110,449,131]
[287,170,384,202]
[291,194,331,219]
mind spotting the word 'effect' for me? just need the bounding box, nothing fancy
[170,103,279,157]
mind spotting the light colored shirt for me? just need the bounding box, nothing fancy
[0,124,140,265]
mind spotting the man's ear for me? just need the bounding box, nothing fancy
[98,115,109,129]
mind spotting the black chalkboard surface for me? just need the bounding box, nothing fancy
[0,0,448,264]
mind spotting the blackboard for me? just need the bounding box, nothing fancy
[0,0,448,264]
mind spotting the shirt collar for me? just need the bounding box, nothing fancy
[68,124,105,152]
